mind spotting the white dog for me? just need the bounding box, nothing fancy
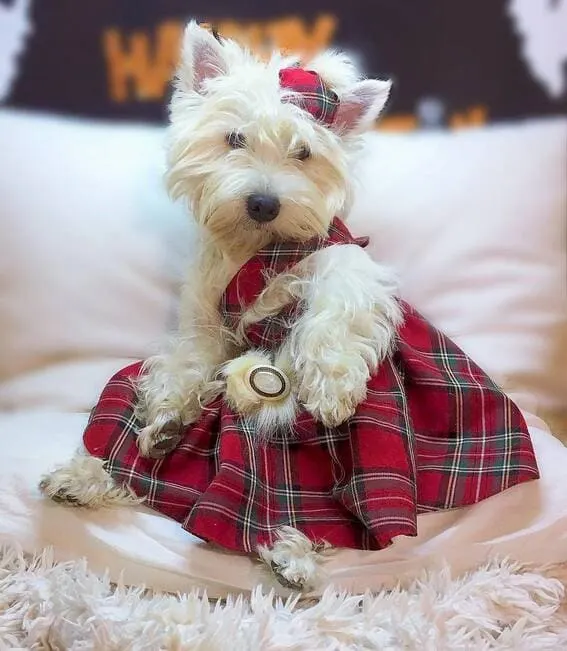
[40,22,401,591]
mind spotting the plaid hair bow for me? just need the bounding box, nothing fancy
[279,67,339,126]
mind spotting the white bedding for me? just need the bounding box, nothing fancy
[1,112,565,597]
[1,409,566,599]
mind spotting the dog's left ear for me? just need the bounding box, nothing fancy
[178,21,228,94]
[332,79,391,135]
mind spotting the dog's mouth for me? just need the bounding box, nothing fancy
[243,219,274,231]
[203,198,329,249]
[200,203,275,255]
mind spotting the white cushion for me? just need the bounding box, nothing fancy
[0,409,566,598]
[349,118,567,417]
[0,109,194,410]
[0,110,565,418]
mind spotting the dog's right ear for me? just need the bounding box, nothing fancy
[177,21,228,94]
[332,79,391,135]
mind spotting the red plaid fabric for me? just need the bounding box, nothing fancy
[84,219,539,553]
[279,67,340,126]
[221,218,369,348]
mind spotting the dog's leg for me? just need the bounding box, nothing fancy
[135,334,226,458]
[136,258,233,458]
[290,244,403,427]
[258,526,328,592]
[38,450,140,508]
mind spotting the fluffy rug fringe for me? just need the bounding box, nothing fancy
[1,543,567,650]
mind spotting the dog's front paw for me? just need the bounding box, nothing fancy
[135,384,202,458]
[298,353,369,427]
[258,526,327,592]
[137,413,184,459]
[39,455,139,508]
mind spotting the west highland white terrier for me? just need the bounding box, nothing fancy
[39,21,401,591]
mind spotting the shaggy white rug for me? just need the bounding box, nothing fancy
[1,545,567,650]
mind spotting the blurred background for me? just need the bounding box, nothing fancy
[1,0,566,127]
[0,0,565,440]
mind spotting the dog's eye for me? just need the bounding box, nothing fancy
[226,131,247,149]
[294,145,311,161]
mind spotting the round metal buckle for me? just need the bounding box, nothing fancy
[245,364,291,402]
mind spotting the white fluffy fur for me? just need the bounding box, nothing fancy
[288,244,402,426]
[2,546,567,649]
[40,21,399,591]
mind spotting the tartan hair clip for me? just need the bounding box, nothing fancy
[278,67,340,127]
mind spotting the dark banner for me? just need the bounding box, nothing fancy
[1,0,566,129]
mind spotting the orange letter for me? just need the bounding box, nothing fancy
[378,114,418,132]
[266,14,337,57]
[103,21,182,103]
[216,19,265,54]
[450,105,488,129]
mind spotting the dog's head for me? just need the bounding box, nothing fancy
[166,21,390,256]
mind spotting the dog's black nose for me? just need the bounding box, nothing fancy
[246,193,281,223]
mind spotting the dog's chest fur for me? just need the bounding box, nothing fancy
[180,249,234,327]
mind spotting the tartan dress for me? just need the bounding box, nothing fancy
[83,218,540,553]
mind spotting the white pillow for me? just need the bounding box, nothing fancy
[350,118,567,416]
[0,109,194,410]
[0,109,565,419]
